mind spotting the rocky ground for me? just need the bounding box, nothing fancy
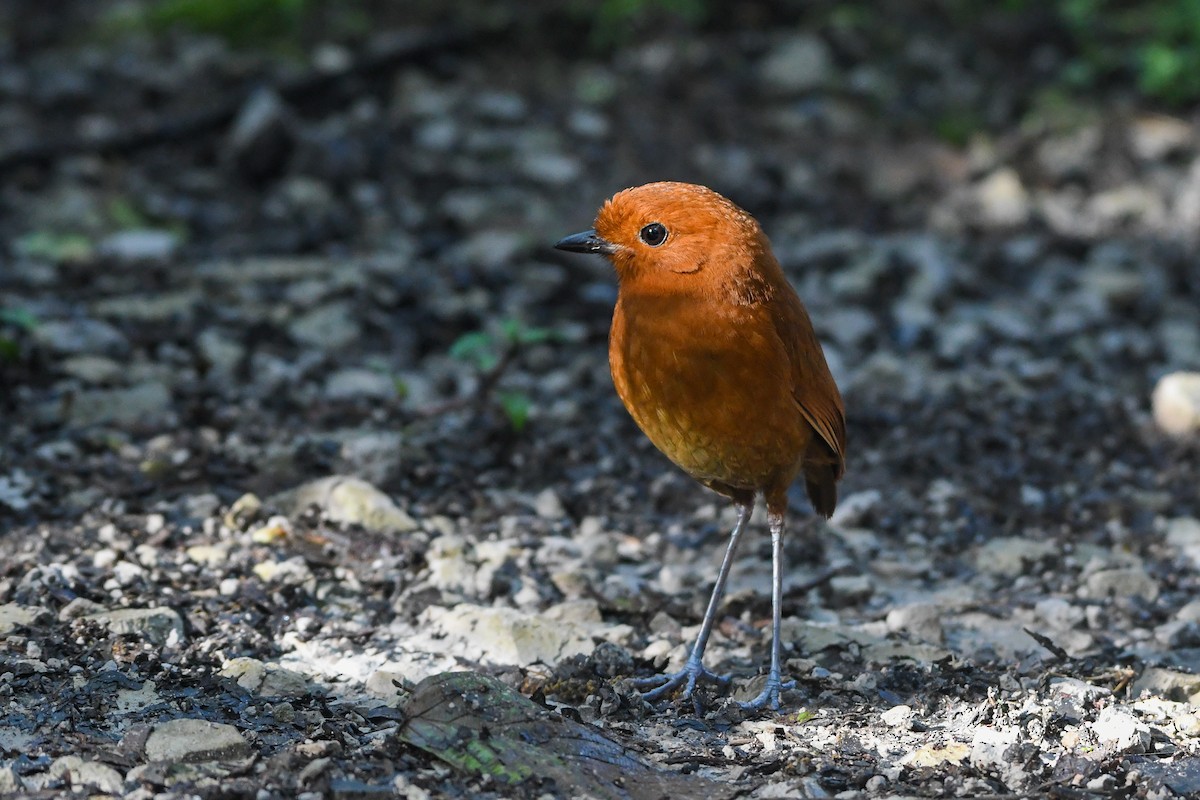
[2,2,1200,798]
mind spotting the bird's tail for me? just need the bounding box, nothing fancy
[804,463,839,519]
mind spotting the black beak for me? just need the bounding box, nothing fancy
[554,229,616,255]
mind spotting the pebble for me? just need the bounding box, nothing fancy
[1080,567,1160,601]
[759,34,833,94]
[281,475,417,534]
[1132,667,1200,704]
[66,382,173,428]
[886,603,945,644]
[1089,706,1150,754]
[220,657,311,697]
[881,704,913,727]
[98,229,180,264]
[975,536,1057,578]
[974,168,1030,228]
[227,87,295,180]
[324,367,397,400]
[1152,372,1200,437]
[144,718,251,763]
[289,302,361,350]
[420,603,595,666]
[33,318,128,357]
[84,607,185,646]
[46,756,124,794]
[0,603,47,635]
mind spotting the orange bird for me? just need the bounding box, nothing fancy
[555,182,846,711]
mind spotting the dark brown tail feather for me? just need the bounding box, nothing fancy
[804,463,839,518]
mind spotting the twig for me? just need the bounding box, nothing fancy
[414,345,517,419]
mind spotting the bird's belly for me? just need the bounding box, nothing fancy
[612,339,807,489]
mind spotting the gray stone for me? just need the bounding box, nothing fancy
[886,603,944,643]
[0,603,47,635]
[227,87,295,180]
[84,607,184,646]
[975,536,1057,577]
[98,229,180,264]
[289,302,361,350]
[196,330,244,380]
[1133,667,1200,703]
[324,368,397,401]
[1048,677,1110,722]
[1081,567,1160,601]
[534,488,566,520]
[66,382,172,428]
[760,34,833,94]
[33,318,127,356]
[1153,373,1200,438]
[59,354,124,384]
[220,657,311,697]
[144,718,251,763]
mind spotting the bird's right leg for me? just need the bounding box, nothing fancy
[635,502,753,709]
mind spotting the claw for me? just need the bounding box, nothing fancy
[738,676,796,712]
[635,659,731,712]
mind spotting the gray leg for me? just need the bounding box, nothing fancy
[739,510,795,711]
[636,503,753,708]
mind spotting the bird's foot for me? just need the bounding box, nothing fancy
[634,658,731,708]
[738,672,796,712]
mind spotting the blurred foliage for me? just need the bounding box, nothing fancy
[101,0,371,50]
[0,307,38,364]
[450,320,558,433]
[573,0,709,49]
[14,231,93,264]
[966,0,1200,105]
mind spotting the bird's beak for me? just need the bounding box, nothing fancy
[554,229,616,255]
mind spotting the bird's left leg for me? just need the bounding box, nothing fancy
[739,510,796,711]
[635,502,752,709]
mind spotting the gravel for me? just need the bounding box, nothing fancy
[1,3,1199,798]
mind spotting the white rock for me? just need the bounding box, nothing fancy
[975,168,1030,228]
[1153,372,1200,437]
[970,725,1019,768]
[420,604,594,667]
[282,475,417,533]
[1130,114,1193,161]
[760,34,833,94]
[47,756,124,794]
[1090,706,1150,754]
[144,718,251,762]
[881,704,913,727]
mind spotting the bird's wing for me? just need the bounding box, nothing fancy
[771,291,846,479]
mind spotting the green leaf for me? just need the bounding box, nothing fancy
[497,391,531,432]
[449,332,498,371]
[0,308,38,331]
[15,231,93,264]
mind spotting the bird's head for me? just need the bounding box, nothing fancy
[555,182,767,291]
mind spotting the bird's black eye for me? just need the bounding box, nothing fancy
[638,222,668,247]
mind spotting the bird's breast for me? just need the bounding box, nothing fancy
[609,294,809,489]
